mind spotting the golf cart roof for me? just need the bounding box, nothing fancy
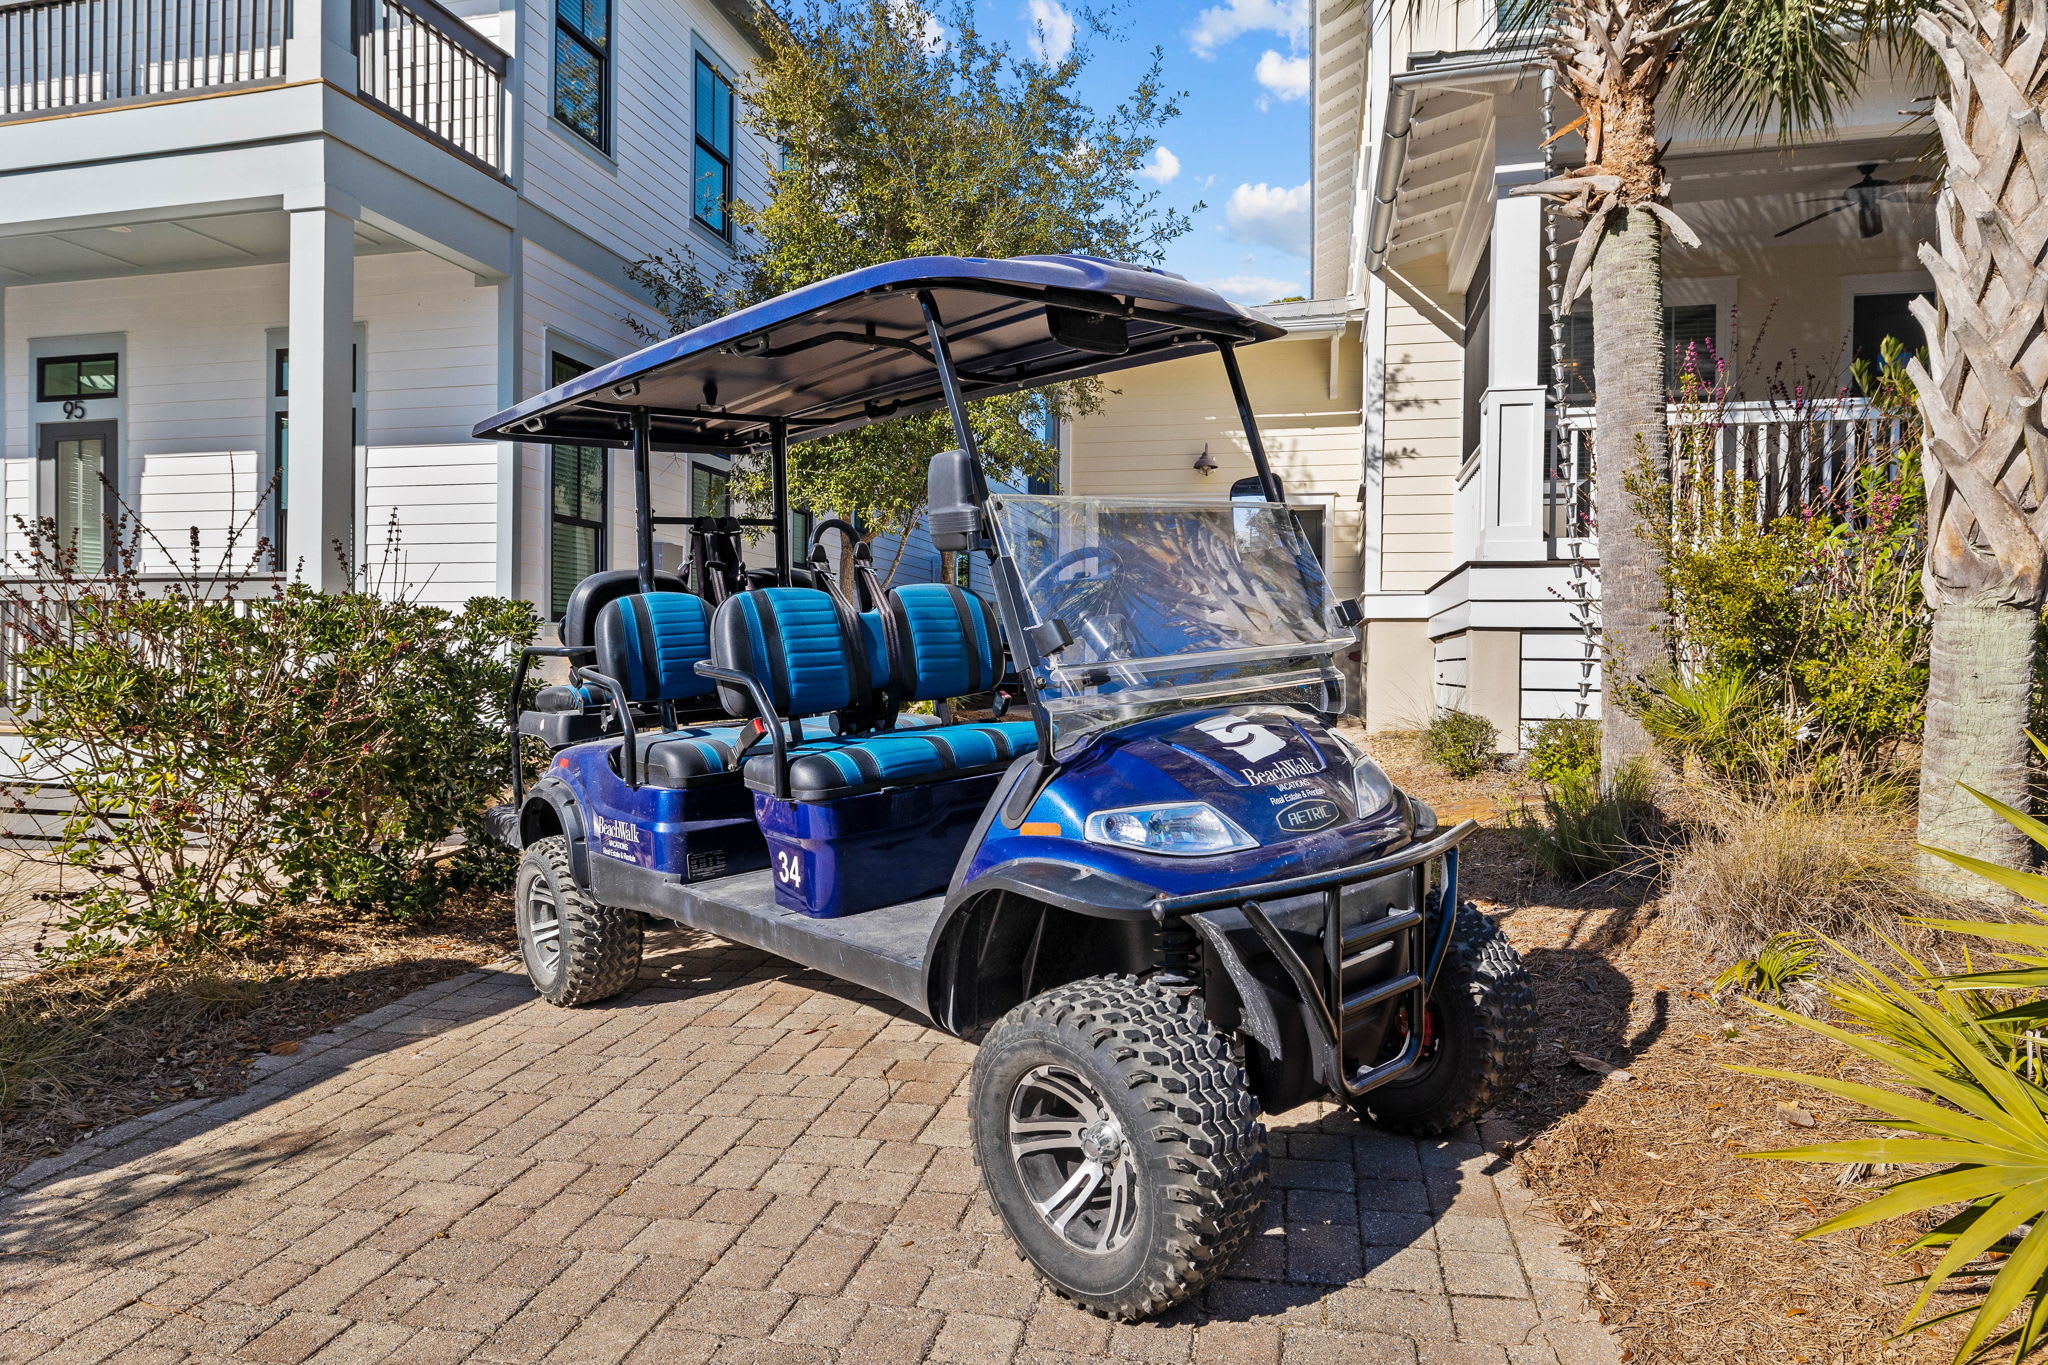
[472,253,1284,453]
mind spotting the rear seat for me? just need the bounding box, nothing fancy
[709,584,1036,801]
[588,588,935,789]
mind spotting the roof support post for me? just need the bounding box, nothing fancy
[631,406,655,593]
[1216,340,1285,503]
[770,417,791,582]
[915,291,991,506]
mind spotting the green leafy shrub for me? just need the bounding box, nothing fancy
[1423,708,1498,778]
[1712,931,1819,1001]
[1,515,537,960]
[1509,761,1653,884]
[1627,667,1800,783]
[1522,716,1600,785]
[1623,383,1929,782]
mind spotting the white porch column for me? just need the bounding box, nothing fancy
[286,198,358,591]
[1476,91,1550,561]
[283,0,358,88]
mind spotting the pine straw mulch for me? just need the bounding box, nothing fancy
[0,890,517,1181]
[1361,732,1963,1364]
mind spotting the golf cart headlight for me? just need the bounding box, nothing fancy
[1353,757,1397,814]
[1084,802,1257,857]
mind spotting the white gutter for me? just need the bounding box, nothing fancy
[1365,48,1544,275]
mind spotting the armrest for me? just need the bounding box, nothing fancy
[694,663,792,799]
[571,667,641,788]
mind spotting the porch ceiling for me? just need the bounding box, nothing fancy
[1383,91,1491,264]
[0,210,411,287]
[1667,137,1935,248]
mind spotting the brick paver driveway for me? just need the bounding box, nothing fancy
[0,926,1619,1364]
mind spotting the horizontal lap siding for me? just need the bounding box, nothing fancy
[1065,333,1366,598]
[1378,276,1463,594]
[4,254,503,609]
[358,254,501,608]
[1433,632,1469,713]
[517,0,772,275]
[1521,629,1601,729]
[4,266,280,565]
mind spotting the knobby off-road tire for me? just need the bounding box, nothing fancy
[514,836,643,1007]
[1360,904,1536,1135]
[970,974,1267,1320]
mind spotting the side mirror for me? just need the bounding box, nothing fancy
[1230,473,1285,503]
[928,448,981,552]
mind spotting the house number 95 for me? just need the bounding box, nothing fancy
[61,401,86,419]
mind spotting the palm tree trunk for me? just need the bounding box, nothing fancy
[1919,596,2036,873]
[1908,0,2048,880]
[1589,205,1670,783]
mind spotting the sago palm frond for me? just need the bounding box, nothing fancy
[1740,968,2048,1361]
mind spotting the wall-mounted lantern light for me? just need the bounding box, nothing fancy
[1192,443,1218,475]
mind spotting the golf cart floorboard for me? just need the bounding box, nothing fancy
[651,867,942,1012]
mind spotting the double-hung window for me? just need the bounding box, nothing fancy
[693,54,736,237]
[549,353,608,618]
[554,0,610,151]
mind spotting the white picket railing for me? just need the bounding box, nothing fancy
[1546,398,1910,548]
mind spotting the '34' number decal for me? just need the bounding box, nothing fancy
[774,850,803,888]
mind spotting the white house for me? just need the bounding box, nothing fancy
[1065,0,1931,748]
[0,0,784,622]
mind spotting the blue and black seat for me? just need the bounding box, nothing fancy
[585,588,937,789]
[707,584,1036,801]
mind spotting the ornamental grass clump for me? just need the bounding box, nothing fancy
[0,510,537,961]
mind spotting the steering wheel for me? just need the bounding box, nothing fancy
[1025,544,1130,605]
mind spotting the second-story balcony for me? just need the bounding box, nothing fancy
[0,0,510,173]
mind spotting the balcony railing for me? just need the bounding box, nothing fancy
[354,0,507,172]
[0,0,508,173]
[1,0,287,117]
[1546,398,1912,549]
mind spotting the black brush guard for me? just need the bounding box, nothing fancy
[1155,819,1473,1099]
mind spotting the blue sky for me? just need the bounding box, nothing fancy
[973,0,1316,303]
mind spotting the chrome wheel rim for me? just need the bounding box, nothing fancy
[1008,1064,1139,1254]
[520,877,562,982]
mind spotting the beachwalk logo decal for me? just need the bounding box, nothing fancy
[593,814,644,863]
[1185,714,1328,785]
[1191,714,1287,763]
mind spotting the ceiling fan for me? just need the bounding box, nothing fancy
[1773,163,1931,239]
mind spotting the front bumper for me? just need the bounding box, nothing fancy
[1177,819,1475,1099]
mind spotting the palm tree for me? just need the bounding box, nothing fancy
[1508,0,1704,782]
[1899,0,2048,877]
[1500,0,1870,782]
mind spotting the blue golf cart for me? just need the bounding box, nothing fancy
[474,253,1533,1320]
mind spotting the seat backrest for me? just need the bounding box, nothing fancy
[560,569,688,650]
[880,584,1003,703]
[709,587,873,720]
[594,592,716,703]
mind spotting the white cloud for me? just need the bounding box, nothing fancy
[1203,273,1303,303]
[1224,180,1311,256]
[1138,145,1181,185]
[1187,0,1309,58]
[1024,0,1075,65]
[888,0,946,51]
[1255,50,1310,102]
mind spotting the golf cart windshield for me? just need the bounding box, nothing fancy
[989,495,1349,749]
